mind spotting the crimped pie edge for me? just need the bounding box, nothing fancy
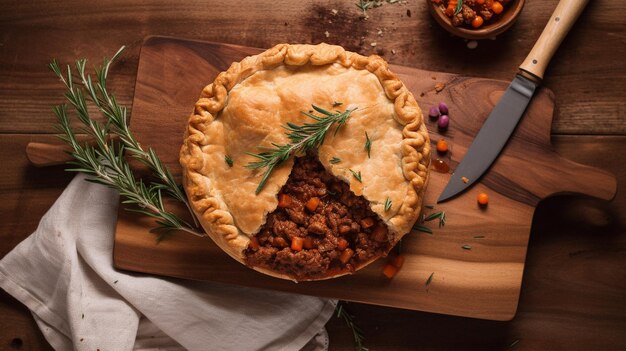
[179,43,431,275]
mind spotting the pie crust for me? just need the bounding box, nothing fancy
[180,43,430,280]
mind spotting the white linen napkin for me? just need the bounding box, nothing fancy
[0,174,336,350]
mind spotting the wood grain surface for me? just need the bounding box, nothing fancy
[1,0,625,350]
[111,36,616,321]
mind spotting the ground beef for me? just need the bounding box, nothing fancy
[244,154,391,280]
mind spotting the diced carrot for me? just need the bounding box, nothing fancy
[277,194,292,208]
[476,0,485,4]
[291,237,303,251]
[339,248,354,264]
[390,254,405,269]
[360,217,375,229]
[339,225,351,234]
[249,237,260,251]
[372,225,388,242]
[273,237,288,248]
[382,263,399,279]
[303,237,316,249]
[492,1,504,14]
[337,238,349,251]
[445,0,458,17]
[305,197,320,211]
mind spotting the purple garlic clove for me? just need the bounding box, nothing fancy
[438,102,449,115]
[428,106,440,119]
[438,115,450,130]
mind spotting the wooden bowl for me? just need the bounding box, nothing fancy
[428,0,525,40]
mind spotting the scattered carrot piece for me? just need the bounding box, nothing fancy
[389,254,405,269]
[337,238,349,251]
[339,248,354,264]
[305,197,320,211]
[277,194,292,208]
[382,263,399,279]
[291,237,304,251]
[249,237,260,251]
[472,15,484,28]
[477,192,489,206]
[436,139,448,153]
[303,237,316,249]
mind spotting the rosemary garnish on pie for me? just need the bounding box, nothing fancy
[349,169,363,183]
[246,105,356,194]
[384,197,392,211]
[364,131,372,158]
[224,155,234,167]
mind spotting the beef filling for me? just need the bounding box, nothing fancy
[244,154,391,279]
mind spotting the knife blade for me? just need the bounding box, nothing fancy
[437,0,590,203]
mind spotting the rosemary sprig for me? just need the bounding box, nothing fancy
[454,0,464,15]
[246,105,356,194]
[384,197,392,211]
[364,131,371,158]
[356,0,373,15]
[350,169,362,182]
[424,211,446,228]
[413,224,433,234]
[50,47,199,228]
[50,50,203,238]
[425,272,435,287]
[355,0,400,16]
[330,156,342,164]
[336,302,369,351]
[462,244,472,250]
[225,155,234,167]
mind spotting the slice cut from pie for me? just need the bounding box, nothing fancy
[180,43,430,281]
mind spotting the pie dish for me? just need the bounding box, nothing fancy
[180,43,430,281]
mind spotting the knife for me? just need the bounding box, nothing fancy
[437,0,590,203]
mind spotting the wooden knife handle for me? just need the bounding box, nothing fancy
[26,135,119,167]
[519,0,590,81]
[26,142,74,167]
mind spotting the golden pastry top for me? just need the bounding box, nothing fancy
[180,43,430,270]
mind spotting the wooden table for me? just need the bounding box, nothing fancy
[1,1,624,350]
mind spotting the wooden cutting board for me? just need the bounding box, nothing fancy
[113,36,616,321]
